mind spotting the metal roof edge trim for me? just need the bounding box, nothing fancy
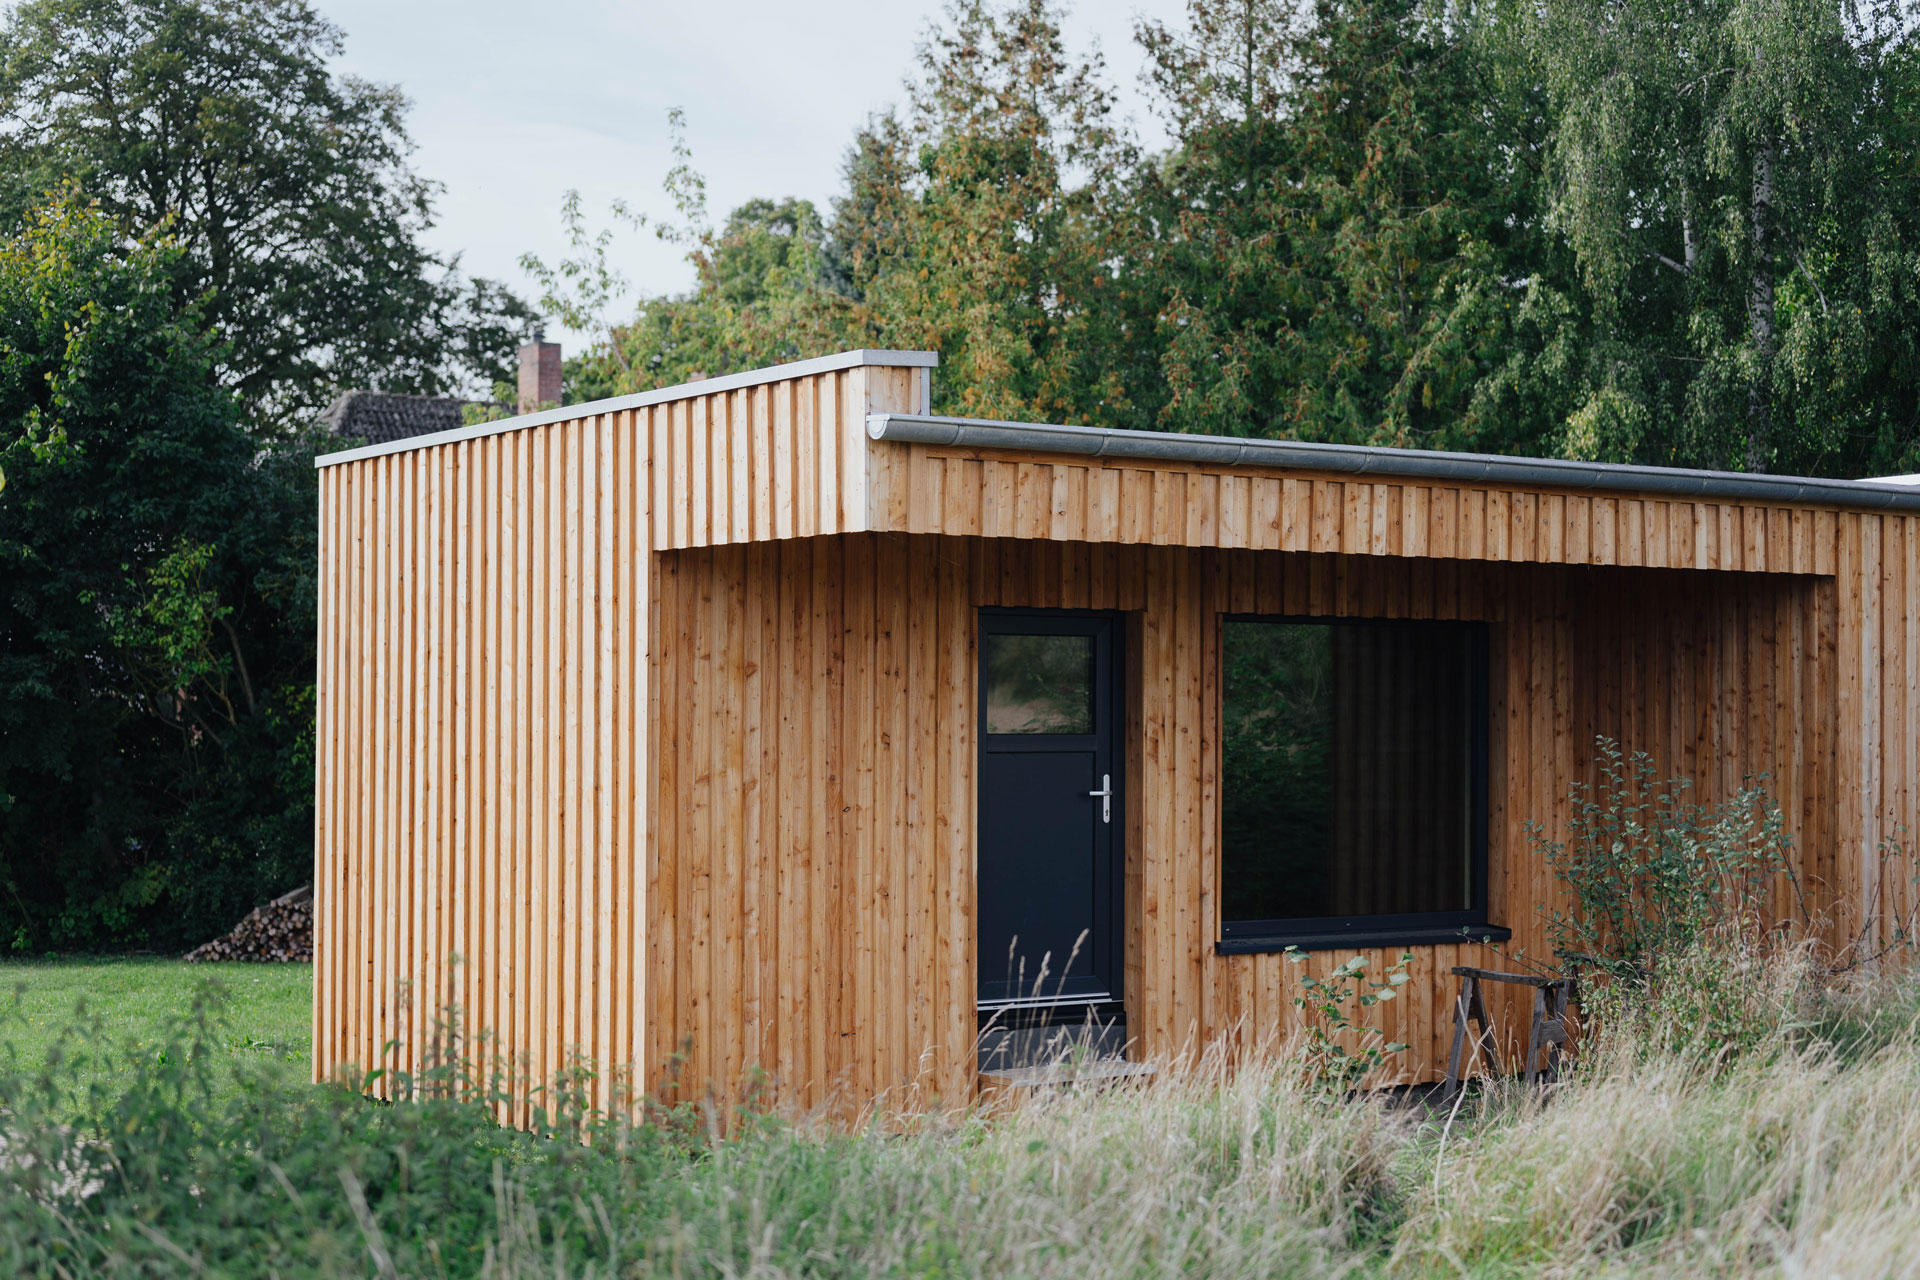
[866,412,1920,513]
[313,349,940,468]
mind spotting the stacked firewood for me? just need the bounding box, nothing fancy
[183,885,313,963]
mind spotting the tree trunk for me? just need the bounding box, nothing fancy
[1681,185,1697,274]
[1746,132,1776,473]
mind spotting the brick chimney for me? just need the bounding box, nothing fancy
[517,332,562,414]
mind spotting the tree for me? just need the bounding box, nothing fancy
[526,113,875,403]
[840,0,1151,426]
[1132,0,1311,439]
[552,1,1157,426]
[544,0,1920,480]
[0,0,537,431]
[603,195,874,394]
[1132,0,1551,452]
[0,193,313,948]
[1520,0,1920,474]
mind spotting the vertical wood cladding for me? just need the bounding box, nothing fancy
[314,352,1919,1118]
[314,413,652,1120]
[312,362,926,1106]
[650,536,1842,1110]
[866,447,1843,576]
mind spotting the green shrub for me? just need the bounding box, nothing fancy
[1532,738,1796,983]
[1283,947,1413,1089]
[1526,738,1812,1064]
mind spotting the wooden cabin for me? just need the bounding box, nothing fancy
[312,348,1920,1111]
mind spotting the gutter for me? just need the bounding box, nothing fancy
[867,412,1920,513]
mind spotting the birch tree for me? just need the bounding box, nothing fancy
[1525,0,1920,473]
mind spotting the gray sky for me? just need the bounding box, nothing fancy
[319,0,1190,339]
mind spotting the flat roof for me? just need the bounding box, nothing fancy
[867,412,1920,513]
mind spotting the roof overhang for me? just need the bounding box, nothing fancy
[867,412,1920,513]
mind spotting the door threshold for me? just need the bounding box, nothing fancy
[977,992,1114,1012]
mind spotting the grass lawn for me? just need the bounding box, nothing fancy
[0,958,311,1099]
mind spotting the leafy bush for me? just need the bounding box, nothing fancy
[1529,739,1820,1062]
[1283,947,1413,1088]
[1536,736,1789,974]
[1532,738,1796,983]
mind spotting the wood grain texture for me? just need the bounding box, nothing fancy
[312,358,928,1104]
[313,351,1920,1119]
[645,536,1846,1108]
[312,413,650,1119]
[640,365,924,550]
[871,445,1844,576]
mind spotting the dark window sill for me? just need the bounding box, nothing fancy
[1215,924,1512,955]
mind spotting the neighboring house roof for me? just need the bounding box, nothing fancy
[319,391,505,445]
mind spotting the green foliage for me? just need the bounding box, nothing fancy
[1532,738,1795,985]
[519,187,648,389]
[4,966,1920,1275]
[840,0,1148,426]
[0,987,671,1276]
[1530,738,1814,1066]
[1626,931,1822,1061]
[570,0,1920,480]
[531,110,876,403]
[0,194,313,951]
[551,1,1150,420]
[593,192,869,397]
[1284,947,1413,1087]
[0,0,538,429]
[1135,0,1544,451]
[0,980,1407,1277]
[1515,0,1920,474]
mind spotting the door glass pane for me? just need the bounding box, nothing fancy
[985,633,1094,734]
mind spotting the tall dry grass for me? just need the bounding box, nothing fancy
[483,1035,1411,1278]
[1381,956,1920,1278]
[7,954,1920,1276]
[473,955,1920,1277]
[1392,1041,1920,1277]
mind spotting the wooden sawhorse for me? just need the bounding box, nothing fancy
[1442,966,1575,1098]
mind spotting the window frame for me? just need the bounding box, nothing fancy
[1213,614,1507,954]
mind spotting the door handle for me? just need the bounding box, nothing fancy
[1089,773,1112,824]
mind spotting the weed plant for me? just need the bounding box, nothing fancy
[0,981,1419,1277]
[1282,945,1413,1089]
[1530,737,1797,985]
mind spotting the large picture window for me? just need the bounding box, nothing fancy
[1218,617,1498,951]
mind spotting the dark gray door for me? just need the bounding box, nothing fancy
[977,611,1122,1007]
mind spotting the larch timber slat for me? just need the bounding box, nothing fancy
[313,349,1920,1119]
